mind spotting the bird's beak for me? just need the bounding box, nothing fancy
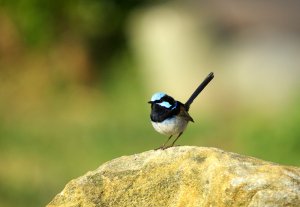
[148,101,152,104]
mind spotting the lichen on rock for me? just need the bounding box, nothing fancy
[47,146,300,207]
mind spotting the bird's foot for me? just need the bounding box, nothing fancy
[154,146,164,150]
[162,145,172,150]
[154,145,174,150]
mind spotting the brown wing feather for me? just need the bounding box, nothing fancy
[179,105,194,122]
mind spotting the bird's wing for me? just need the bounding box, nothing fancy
[179,105,194,122]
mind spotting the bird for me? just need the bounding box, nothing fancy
[148,72,214,150]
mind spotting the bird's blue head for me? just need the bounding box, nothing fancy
[150,92,166,102]
[148,92,176,109]
[148,92,181,123]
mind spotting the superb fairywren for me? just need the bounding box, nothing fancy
[148,72,214,150]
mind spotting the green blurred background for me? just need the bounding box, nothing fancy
[0,0,300,206]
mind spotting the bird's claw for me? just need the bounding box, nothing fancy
[154,145,174,150]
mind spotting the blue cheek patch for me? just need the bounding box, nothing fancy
[158,101,172,108]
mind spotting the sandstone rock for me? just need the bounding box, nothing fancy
[47,146,300,207]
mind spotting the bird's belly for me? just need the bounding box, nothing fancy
[151,116,188,136]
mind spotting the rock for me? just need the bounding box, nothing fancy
[47,146,300,207]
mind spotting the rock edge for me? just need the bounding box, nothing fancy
[47,146,300,207]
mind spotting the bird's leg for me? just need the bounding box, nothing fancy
[169,132,183,148]
[155,135,172,150]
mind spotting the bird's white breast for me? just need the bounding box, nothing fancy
[151,116,188,136]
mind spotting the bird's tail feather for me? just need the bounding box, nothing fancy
[184,72,214,111]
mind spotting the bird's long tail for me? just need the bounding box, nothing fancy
[184,72,214,111]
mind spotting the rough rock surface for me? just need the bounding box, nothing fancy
[47,146,300,207]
